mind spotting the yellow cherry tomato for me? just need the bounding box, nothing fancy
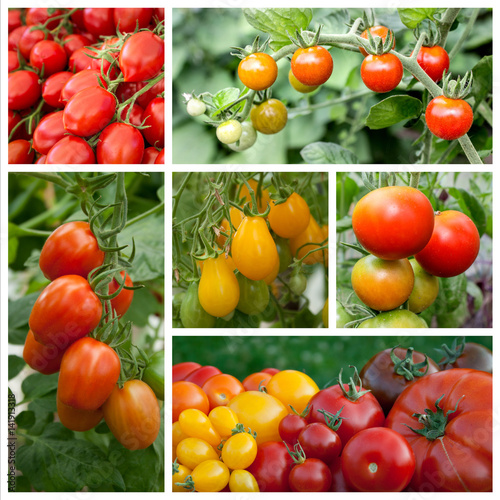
[176,437,218,470]
[266,369,319,414]
[238,179,271,213]
[191,459,230,492]
[221,431,258,470]
[323,298,329,327]
[179,408,221,448]
[229,469,260,492]
[173,461,192,492]
[232,216,279,281]
[209,406,239,438]
[288,69,319,93]
[268,192,311,239]
[173,420,189,449]
[198,253,240,317]
[289,215,327,265]
[227,391,288,445]
[216,208,244,248]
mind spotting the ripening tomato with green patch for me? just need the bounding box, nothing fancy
[425,96,473,140]
[408,259,439,313]
[361,53,403,93]
[238,52,278,91]
[358,309,428,328]
[180,282,216,328]
[268,192,310,239]
[291,45,333,86]
[250,99,288,135]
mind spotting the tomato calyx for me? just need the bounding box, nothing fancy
[290,402,311,418]
[337,365,371,401]
[285,441,308,465]
[231,35,271,59]
[316,406,344,432]
[390,346,431,381]
[435,337,466,367]
[175,475,195,492]
[406,394,464,441]
[288,24,324,50]
[441,70,473,100]
[360,26,395,56]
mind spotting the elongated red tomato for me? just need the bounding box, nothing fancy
[60,69,107,103]
[29,275,102,348]
[32,111,66,155]
[41,71,73,108]
[8,70,41,110]
[23,329,64,375]
[114,8,153,33]
[57,394,103,432]
[8,140,35,164]
[58,337,120,410]
[46,136,96,164]
[39,221,104,281]
[103,380,161,450]
[119,31,164,82]
[96,123,145,164]
[142,97,164,148]
[109,271,134,317]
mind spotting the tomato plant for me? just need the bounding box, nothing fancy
[238,52,278,91]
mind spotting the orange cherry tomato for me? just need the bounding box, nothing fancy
[203,373,245,409]
[359,25,395,57]
[289,215,327,264]
[238,179,271,213]
[268,192,310,238]
[242,371,272,391]
[172,380,210,422]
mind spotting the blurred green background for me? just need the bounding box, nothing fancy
[172,336,491,388]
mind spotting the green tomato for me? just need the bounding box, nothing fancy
[173,291,185,319]
[187,98,206,116]
[236,273,270,316]
[180,282,216,328]
[228,121,257,152]
[289,271,307,296]
[408,258,439,313]
[336,300,353,328]
[216,120,242,145]
[142,350,164,400]
[358,309,428,328]
[275,236,292,273]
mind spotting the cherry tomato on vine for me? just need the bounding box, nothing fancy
[221,431,258,470]
[288,69,319,93]
[359,25,395,57]
[425,96,474,140]
[268,192,310,238]
[26,8,65,29]
[57,394,103,432]
[228,121,258,152]
[250,99,288,135]
[291,46,333,86]
[83,8,115,36]
[408,258,439,313]
[172,381,210,422]
[180,282,216,328]
[298,423,342,464]
[289,215,327,265]
[289,458,332,492]
[229,470,260,492]
[19,28,52,60]
[279,413,308,445]
[108,271,134,317]
[186,98,206,116]
[29,40,68,77]
[46,136,96,164]
[23,330,64,375]
[289,271,307,296]
[202,373,245,409]
[68,46,97,73]
[238,52,278,91]
[236,273,270,315]
[416,45,450,82]
[358,309,428,328]
[8,50,20,72]
[216,119,242,144]
[60,69,107,103]
[8,70,41,110]
[361,53,403,93]
[176,438,219,470]
[143,97,165,148]
[8,140,34,164]
[415,210,480,277]
[238,178,271,213]
[61,34,88,57]
[120,30,164,82]
[114,8,153,33]
[97,122,145,164]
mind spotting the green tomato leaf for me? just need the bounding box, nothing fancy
[397,8,439,29]
[243,8,313,51]
[16,411,36,430]
[301,142,359,164]
[365,96,423,130]
[447,187,487,236]
[466,280,484,312]
[8,355,25,380]
[336,216,353,233]
[471,55,492,107]
[9,292,40,345]
[21,372,58,401]
[211,87,244,116]
[437,274,467,313]
[336,175,359,219]
[436,295,469,328]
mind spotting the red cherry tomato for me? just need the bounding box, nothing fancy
[113,8,154,33]
[26,8,65,30]
[8,110,25,141]
[8,9,22,32]
[238,53,278,91]
[96,123,145,164]
[361,53,403,93]
[83,8,115,37]
[184,365,222,387]
[8,26,28,51]
[23,329,64,375]
[42,71,73,108]
[289,458,332,492]
[359,25,395,57]
[173,362,202,382]
[120,104,144,127]
[8,70,41,110]
[279,413,308,445]
[298,422,342,464]
[60,69,107,103]
[425,96,473,140]
[416,45,450,82]
[142,97,164,148]
[8,140,35,164]
[61,34,89,57]
[291,46,333,86]
[46,136,96,164]
[19,29,52,60]
[29,40,68,77]
[154,148,165,164]
[69,46,97,73]
[142,146,161,164]
[32,111,66,155]
[109,271,134,317]
[119,31,164,82]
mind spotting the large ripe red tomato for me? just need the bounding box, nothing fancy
[32,111,66,155]
[386,369,492,492]
[415,210,480,277]
[341,427,415,492]
[114,8,154,33]
[29,275,102,348]
[173,362,202,382]
[352,186,435,260]
[119,31,164,82]
[109,271,134,317]
[96,122,145,164]
[103,379,161,450]
[142,97,165,148]
[29,40,68,77]
[23,330,64,375]
[39,221,104,281]
[46,136,96,164]
[291,46,333,86]
[42,71,73,108]
[8,140,35,164]
[289,458,332,492]
[8,70,41,110]
[57,394,103,432]
[246,441,294,492]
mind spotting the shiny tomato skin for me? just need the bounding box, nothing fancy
[246,441,294,492]
[386,369,492,492]
[58,337,120,410]
[39,221,104,281]
[19,29,52,60]
[29,275,102,348]
[242,371,272,392]
[262,367,280,375]
[29,40,68,77]
[83,8,115,37]
[26,8,65,30]
[42,71,73,108]
[288,69,319,93]
[136,79,165,108]
[68,46,97,73]
[46,136,96,164]
[268,192,310,239]
[359,25,395,57]
[439,342,492,373]
[141,146,160,164]
[8,51,20,72]
[416,45,450,82]
[23,329,64,375]
[425,96,473,140]
[96,123,145,164]
[330,457,352,492]
[415,210,480,277]
[8,9,22,32]
[8,140,35,164]
[289,458,332,492]
[63,86,116,137]
[202,373,245,410]
[61,34,88,57]
[142,97,164,148]
[173,361,202,382]
[185,366,222,387]
[361,53,403,93]
[8,70,41,110]
[103,379,161,450]
[352,186,435,260]
[298,422,342,464]
[289,215,327,265]
[238,52,278,91]
[120,31,164,82]
[9,26,29,52]
[351,255,414,311]
[291,46,333,86]
[57,394,103,432]
[279,414,308,445]
[32,111,66,155]
[114,8,154,33]
[408,258,439,313]
[120,103,144,127]
[60,69,107,103]
[109,271,134,317]
[342,427,415,492]
[172,380,210,422]
[250,99,288,135]
[154,148,165,164]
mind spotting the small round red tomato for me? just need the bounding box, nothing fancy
[238,52,278,91]
[108,271,134,317]
[103,379,160,450]
[298,423,342,464]
[58,337,120,410]
[32,111,66,155]
[289,458,332,492]
[46,136,96,164]
[154,148,165,164]
[8,50,20,72]
[29,40,68,77]
[279,413,308,445]
[8,70,41,110]
[19,29,52,59]
[359,25,395,57]
[250,99,288,135]
[416,45,450,82]
[342,427,415,492]
[351,255,414,311]
[83,8,115,37]
[8,140,34,164]
[291,46,333,86]
[114,8,153,33]
[39,221,104,281]
[120,31,164,82]
[268,192,310,239]
[23,329,64,375]
[415,210,480,277]
[173,362,202,382]
[8,9,22,32]
[61,34,88,57]
[142,97,164,148]
[120,103,144,127]
[352,186,435,260]
[289,215,327,265]
[202,373,245,409]
[69,46,97,73]
[361,53,403,93]
[42,71,73,108]
[60,69,107,103]
[172,381,210,422]
[425,96,473,140]
[96,122,145,164]
[438,339,492,373]
[242,371,272,392]
[141,146,160,164]
[57,394,103,432]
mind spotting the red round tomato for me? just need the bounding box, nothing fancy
[29,40,68,77]
[109,271,134,317]
[8,70,41,110]
[39,221,104,281]
[291,46,333,86]
[173,362,202,382]
[57,394,103,432]
[119,31,164,82]
[63,86,116,137]
[61,34,88,57]
[141,146,160,164]
[58,337,120,410]
[298,423,342,464]
[289,458,332,492]
[352,186,435,260]
[46,136,96,164]
[154,148,165,164]
[185,366,222,387]
[361,53,403,93]
[19,29,52,60]
[279,413,308,445]
[8,140,35,164]
[415,210,480,277]
[386,369,492,492]
[29,275,102,348]
[425,96,473,140]
[416,45,450,82]
[114,8,154,33]
[83,8,115,37]
[142,97,164,148]
[69,46,97,73]
[23,329,64,375]
[42,71,73,108]
[359,25,395,57]
[268,192,310,239]
[60,69,107,103]
[32,111,66,155]
[9,26,29,51]
[238,52,278,91]
[342,427,415,492]
[172,380,210,422]
[103,379,160,450]
[202,373,245,410]
[8,51,20,72]
[96,122,145,164]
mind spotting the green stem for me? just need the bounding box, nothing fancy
[125,202,164,228]
[448,9,479,60]
[457,135,483,164]
[15,172,69,190]
[438,8,461,47]
[409,172,421,188]
[172,173,193,220]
